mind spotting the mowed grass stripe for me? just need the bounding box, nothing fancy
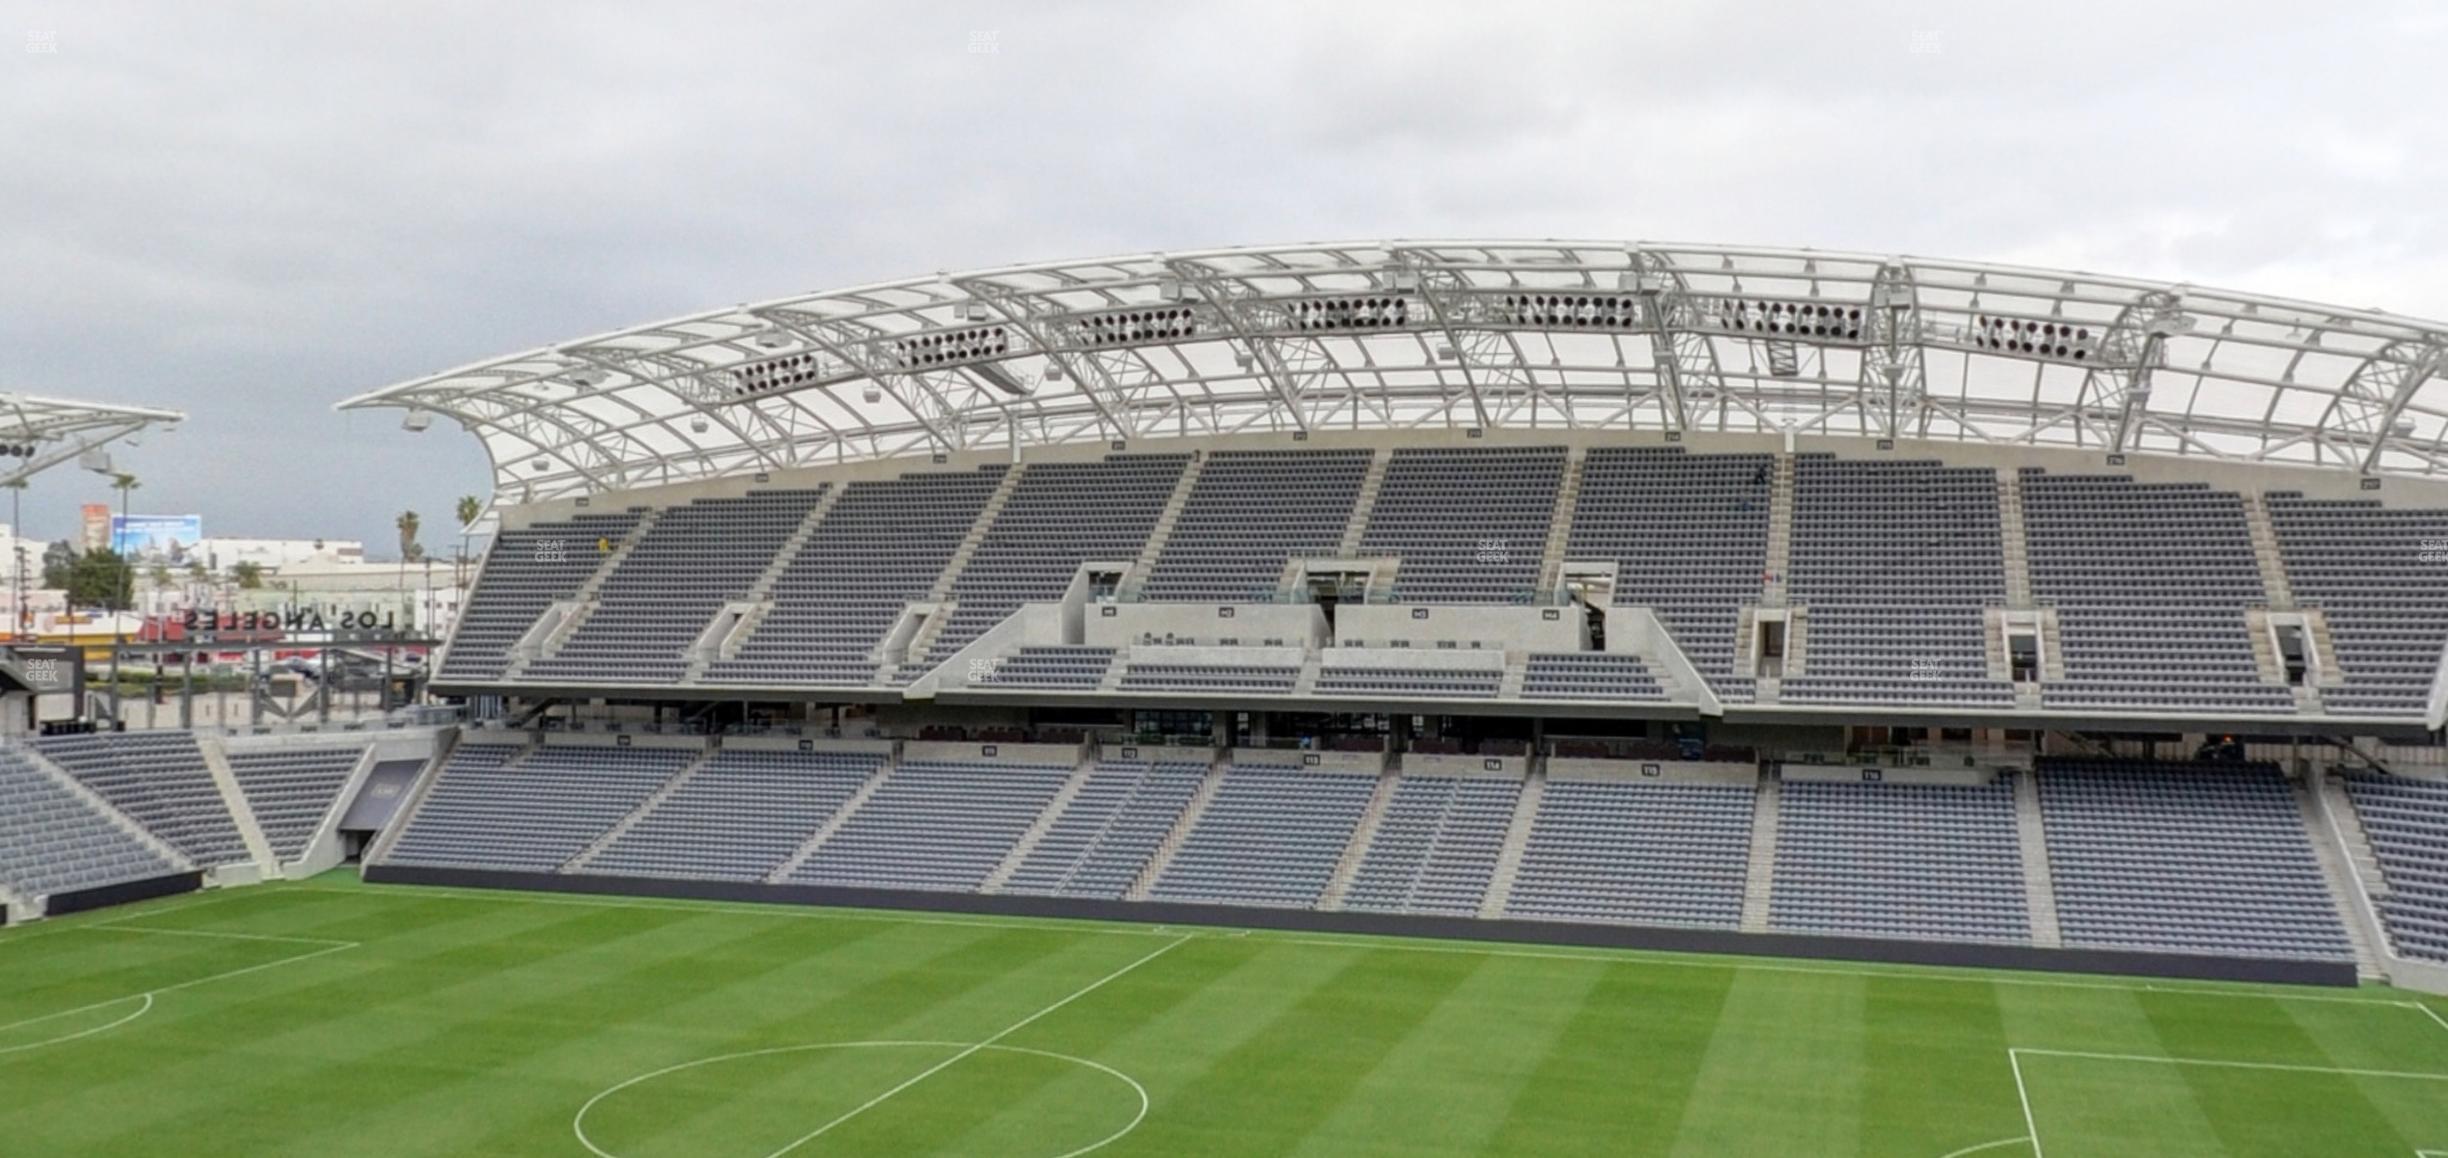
[883,933,1266,1157]
[1479,959,1737,1155]
[32,901,749,1156]
[600,927,1165,1157]
[1088,942,1482,1153]
[1860,976,2016,1158]
[1666,967,1870,1156]
[1277,950,1607,1157]
[2138,992,2427,1157]
[6,881,2444,1157]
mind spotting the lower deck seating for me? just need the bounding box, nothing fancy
[384,744,691,872]
[1001,760,1209,898]
[1340,775,1521,916]
[2342,772,2448,962]
[1314,666,1501,699]
[1769,777,2030,943]
[0,746,183,898]
[225,744,366,861]
[2038,759,2352,960]
[1521,653,1668,701]
[1148,764,1377,908]
[1505,779,1754,928]
[34,731,250,867]
[974,647,1116,689]
[586,749,885,881]
[788,760,1073,891]
[1119,663,1299,693]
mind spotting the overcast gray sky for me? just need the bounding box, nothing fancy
[2,1,2441,556]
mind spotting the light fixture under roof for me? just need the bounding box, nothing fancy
[751,326,795,350]
[402,410,433,433]
[566,367,606,387]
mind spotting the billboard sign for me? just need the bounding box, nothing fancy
[110,514,204,565]
[79,504,111,552]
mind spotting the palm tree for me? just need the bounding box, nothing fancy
[396,509,421,561]
[454,494,481,569]
[231,561,264,590]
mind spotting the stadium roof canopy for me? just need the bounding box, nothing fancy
[338,241,2448,508]
[0,391,184,487]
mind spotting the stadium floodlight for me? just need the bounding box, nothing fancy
[750,327,794,350]
[862,386,883,404]
[79,448,112,473]
[402,409,433,433]
[1043,362,1065,381]
[689,416,710,434]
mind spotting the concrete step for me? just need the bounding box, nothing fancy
[1319,772,1403,911]
[2013,770,2062,948]
[564,747,715,873]
[1738,774,1781,933]
[767,757,895,883]
[1127,760,1226,901]
[982,754,1101,893]
[1478,770,1547,919]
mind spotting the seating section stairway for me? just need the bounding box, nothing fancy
[1338,774,1523,917]
[36,731,250,868]
[0,744,184,899]
[384,744,691,872]
[1780,456,2015,708]
[2036,758,2353,961]
[1146,763,1378,908]
[2021,473,2295,715]
[526,490,827,683]
[1503,778,1756,928]
[584,748,886,881]
[1361,445,1565,603]
[1565,447,1774,701]
[1141,448,1372,602]
[441,509,644,680]
[2265,494,2448,717]
[2342,772,2448,962]
[224,742,369,862]
[706,466,1007,687]
[1000,759,1210,898]
[785,759,1074,891]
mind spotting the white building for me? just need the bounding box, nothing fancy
[198,537,365,571]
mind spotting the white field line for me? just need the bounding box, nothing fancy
[0,924,358,1054]
[2011,1046,2448,1083]
[2011,1051,2046,1158]
[761,935,1189,1158]
[2410,1001,2448,1035]
[289,881,2423,1010]
[1937,1135,2032,1158]
[2008,1042,2448,1158]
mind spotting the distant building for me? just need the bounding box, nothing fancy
[200,537,365,571]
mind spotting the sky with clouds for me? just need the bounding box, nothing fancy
[0,1,2440,556]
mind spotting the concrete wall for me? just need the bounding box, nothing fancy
[1402,753,1530,779]
[1086,602,1327,649]
[900,739,1085,765]
[1546,758,1758,785]
[362,865,2361,988]
[1336,604,1580,651]
[1234,747,1385,775]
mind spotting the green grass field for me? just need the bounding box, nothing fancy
[2,876,2443,1157]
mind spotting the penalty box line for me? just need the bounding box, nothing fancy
[2009,1045,2448,1158]
[0,924,359,1039]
